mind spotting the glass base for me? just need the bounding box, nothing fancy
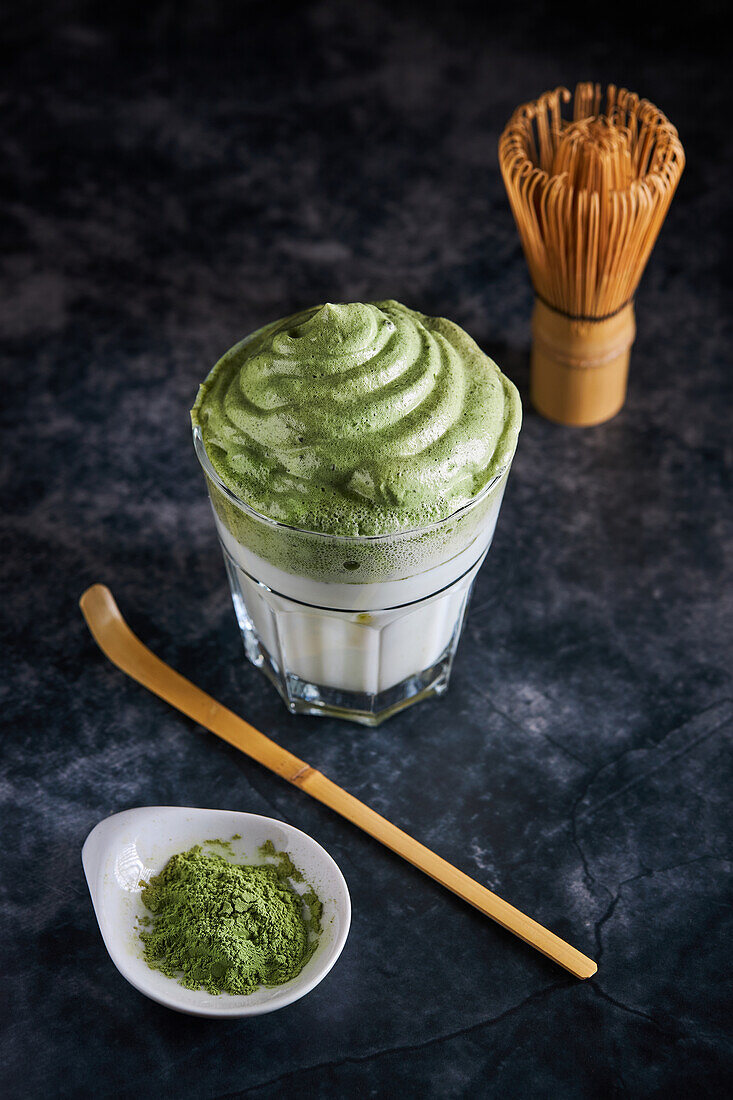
[222,549,478,726]
[243,622,459,727]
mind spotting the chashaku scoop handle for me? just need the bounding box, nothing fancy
[297,770,598,978]
[79,583,597,980]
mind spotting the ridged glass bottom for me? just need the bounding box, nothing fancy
[240,615,461,726]
[221,549,479,726]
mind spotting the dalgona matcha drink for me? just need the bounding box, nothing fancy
[192,300,521,725]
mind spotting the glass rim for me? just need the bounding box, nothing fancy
[192,425,509,546]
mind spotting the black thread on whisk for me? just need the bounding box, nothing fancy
[533,290,635,324]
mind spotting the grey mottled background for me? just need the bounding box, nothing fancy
[1,1,732,1097]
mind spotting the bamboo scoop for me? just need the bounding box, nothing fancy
[80,584,597,979]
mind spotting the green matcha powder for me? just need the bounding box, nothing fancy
[138,839,323,995]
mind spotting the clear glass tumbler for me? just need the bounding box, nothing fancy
[194,426,512,726]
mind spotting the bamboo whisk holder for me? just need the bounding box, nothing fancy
[499,83,684,426]
[530,299,636,426]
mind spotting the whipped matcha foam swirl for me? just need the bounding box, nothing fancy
[192,301,521,537]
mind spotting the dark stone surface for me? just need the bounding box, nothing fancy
[1,2,731,1097]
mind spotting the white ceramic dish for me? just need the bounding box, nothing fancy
[82,806,351,1017]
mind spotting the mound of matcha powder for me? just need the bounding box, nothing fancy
[138,840,322,995]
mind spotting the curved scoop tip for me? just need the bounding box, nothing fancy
[80,582,113,611]
[79,584,120,632]
[79,585,128,663]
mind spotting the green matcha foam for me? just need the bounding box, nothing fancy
[191,301,521,539]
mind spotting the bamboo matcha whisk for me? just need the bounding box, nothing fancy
[499,83,685,425]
